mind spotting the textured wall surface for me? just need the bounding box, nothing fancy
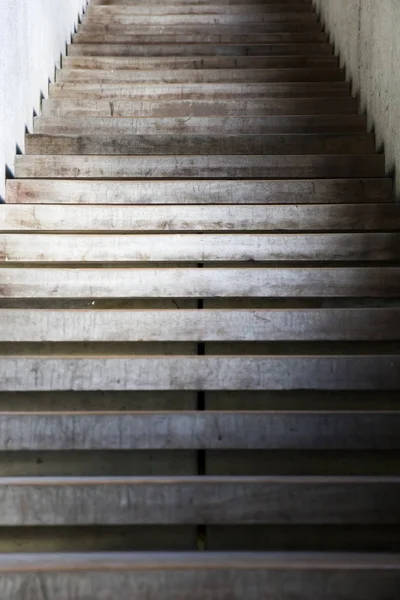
[313,0,400,197]
[0,0,87,199]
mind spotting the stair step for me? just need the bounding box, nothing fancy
[1,475,400,524]
[2,267,400,298]
[2,410,400,449]
[26,134,374,156]
[80,13,318,26]
[1,551,399,600]
[49,81,350,100]
[15,155,385,179]
[73,31,329,43]
[2,233,399,262]
[42,99,359,118]
[35,116,366,135]
[4,204,398,231]
[7,179,392,204]
[91,0,316,4]
[56,67,345,84]
[77,23,326,35]
[1,309,399,341]
[63,56,337,70]
[0,411,400,451]
[68,42,333,57]
[86,4,315,15]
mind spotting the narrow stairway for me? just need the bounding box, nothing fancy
[1,0,400,597]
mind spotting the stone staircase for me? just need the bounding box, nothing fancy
[1,0,400,597]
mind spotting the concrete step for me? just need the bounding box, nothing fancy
[1,309,399,342]
[80,13,319,26]
[14,155,385,179]
[1,475,400,523]
[1,552,399,600]
[35,116,366,135]
[1,267,399,299]
[6,179,392,204]
[42,98,358,118]
[3,203,398,230]
[49,81,351,100]
[62,55,338,70]
[2,233,399,262]
[25,134,375,156]
[72,31,329,43]
[56,67,345,83]
[68,42,333,57]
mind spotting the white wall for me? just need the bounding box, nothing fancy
[312,0,400,197]
[0,0,88,199]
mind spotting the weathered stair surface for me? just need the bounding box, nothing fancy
[1,0,400,597]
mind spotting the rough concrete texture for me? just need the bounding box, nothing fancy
[313,0,400,197]
[0,0,88,199]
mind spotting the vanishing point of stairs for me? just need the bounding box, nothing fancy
[1,0,400,597]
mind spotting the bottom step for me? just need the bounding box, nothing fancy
[0,552,399,599]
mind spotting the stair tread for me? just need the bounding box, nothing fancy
[2,232,400,262]
[72,32,329,43]
[1,308,400,341]
[2,266,400,298]
[26,133,374,156]
[56,67,345,83]
[1,355,400,391]
[14,154,385,179]
[68,42,333,57]
[6,179,392,204]
[0,410,400,450]
[49,81,350,99]
[63,56,338,70]
[34,117,366,135]
[1,551,400,570]
[42,100,359,118]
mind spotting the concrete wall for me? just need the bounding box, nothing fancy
[312,0,400,197]
[0,0,88,200]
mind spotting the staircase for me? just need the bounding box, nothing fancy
[1,0,400,597]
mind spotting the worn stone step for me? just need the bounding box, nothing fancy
[86,4,315,16]
[1,475,400,523]
[56,67,345,83]
[42,99,358,118]
[2,203,398,230]
[1,309,399,342]
[35,116,365,136]
[68,42,333,57]
[77,23,324,34]
[2,233,398,263]
[72,31,329,43]
[25,134,375,156]
[91,0,315,4]
[14,155,386,179]
[6,179,392,205]
[80,12,318,25]
[63,55,338,71]
[49,81,350,100]
[87,3,315,13]
[1,551,399,600]
[1,267,399,298]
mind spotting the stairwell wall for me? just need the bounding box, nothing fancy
[312,0,400,197]
[0,0,88,200]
